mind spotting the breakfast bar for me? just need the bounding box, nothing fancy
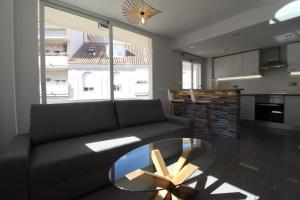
[169,89,242,138]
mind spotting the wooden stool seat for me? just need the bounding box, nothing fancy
[171,99,185,103]
[194,100,211,104]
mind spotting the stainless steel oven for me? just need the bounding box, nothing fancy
[255,95,284,123]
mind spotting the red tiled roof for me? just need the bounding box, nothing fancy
[68,43,149,65]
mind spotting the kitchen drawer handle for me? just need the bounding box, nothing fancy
[257,104,281,106]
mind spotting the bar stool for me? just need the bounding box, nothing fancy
[189,89,214,135]
[167,89,185,115]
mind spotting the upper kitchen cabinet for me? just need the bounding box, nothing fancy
[232,54,243,76]
[214,56,232,78]
[287,42,300,72]
[213,50,259,78]
[242,50,259,75]
[214,57,223,78]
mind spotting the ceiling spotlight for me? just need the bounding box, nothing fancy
[274,32,297,43]
[232,32,240,37]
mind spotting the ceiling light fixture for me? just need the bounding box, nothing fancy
[274,32,297,43]
[269,0,300,25]
[217,75,262,81]
[122,0,161,25]
[232,32,240,37]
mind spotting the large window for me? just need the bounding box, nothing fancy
[39,4,152,104]
[182,61,192,89]
[113,27,152,100]
[182,60,202,89]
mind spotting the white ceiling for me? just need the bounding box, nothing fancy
[56,0,299,58]
[182,16,300,57]
[58,0,282,38]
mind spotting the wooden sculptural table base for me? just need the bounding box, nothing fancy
[126,148,199,200]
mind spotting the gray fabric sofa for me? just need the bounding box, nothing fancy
[0,99,192,200]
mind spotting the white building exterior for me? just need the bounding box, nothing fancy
[44,25,150,103]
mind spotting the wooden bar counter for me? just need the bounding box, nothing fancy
[170,89,242,139]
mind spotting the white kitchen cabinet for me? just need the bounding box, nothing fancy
[223,55,233,77]
[214,56,232,78]
[287,42,300,72]
[214,50,259,78]
[240,96,255,120]
[214,57,224,78]
[242,50,259,75]
[232,54,243,76]
[284,96,300,126]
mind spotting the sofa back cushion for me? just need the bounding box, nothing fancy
[115,99,166,128]
[30,101,118,145]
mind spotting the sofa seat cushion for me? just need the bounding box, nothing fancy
[30,101,118,145]
[28,122,189,200]
[115,99,166,128]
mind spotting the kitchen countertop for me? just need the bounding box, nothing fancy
[170,89,242,98]
[241,93,300,96]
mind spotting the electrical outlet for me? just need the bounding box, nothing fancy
[288,82,297,86]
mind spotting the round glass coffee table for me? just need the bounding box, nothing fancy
[109,138,216,200]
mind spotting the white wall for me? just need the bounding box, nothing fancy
[0,0,17,153]
[152,35,181,114]
[0,0,39,153]
[214,69,300,94]
[203,58,213,89]
[13,0,40,133]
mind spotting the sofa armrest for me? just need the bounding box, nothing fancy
[0,133,31,200]
[165,115,192,130]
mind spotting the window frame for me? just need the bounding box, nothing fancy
[39,1,153,103]
[182,59,203,89]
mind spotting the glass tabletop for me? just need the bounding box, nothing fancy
[109,138,216,192]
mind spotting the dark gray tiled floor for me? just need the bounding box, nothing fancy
[78,124,300,200]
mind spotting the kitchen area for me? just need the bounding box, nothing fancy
[213,43,300,132]
[178,8,300,137]
[171,2,300,199]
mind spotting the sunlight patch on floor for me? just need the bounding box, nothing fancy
[212,182,260,200]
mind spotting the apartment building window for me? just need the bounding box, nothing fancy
[82,72,95,92]
[114,48,125,57]
[108,47,126,58]
[39,4,153,104]
[114,85,122,91]
[55,80,66,84]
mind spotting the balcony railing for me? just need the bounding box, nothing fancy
[45,52,67,56]
[46,83,69,96]
[45,29,67,39]
[45,56,68,67]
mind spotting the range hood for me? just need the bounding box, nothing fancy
[260,47,287,70]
